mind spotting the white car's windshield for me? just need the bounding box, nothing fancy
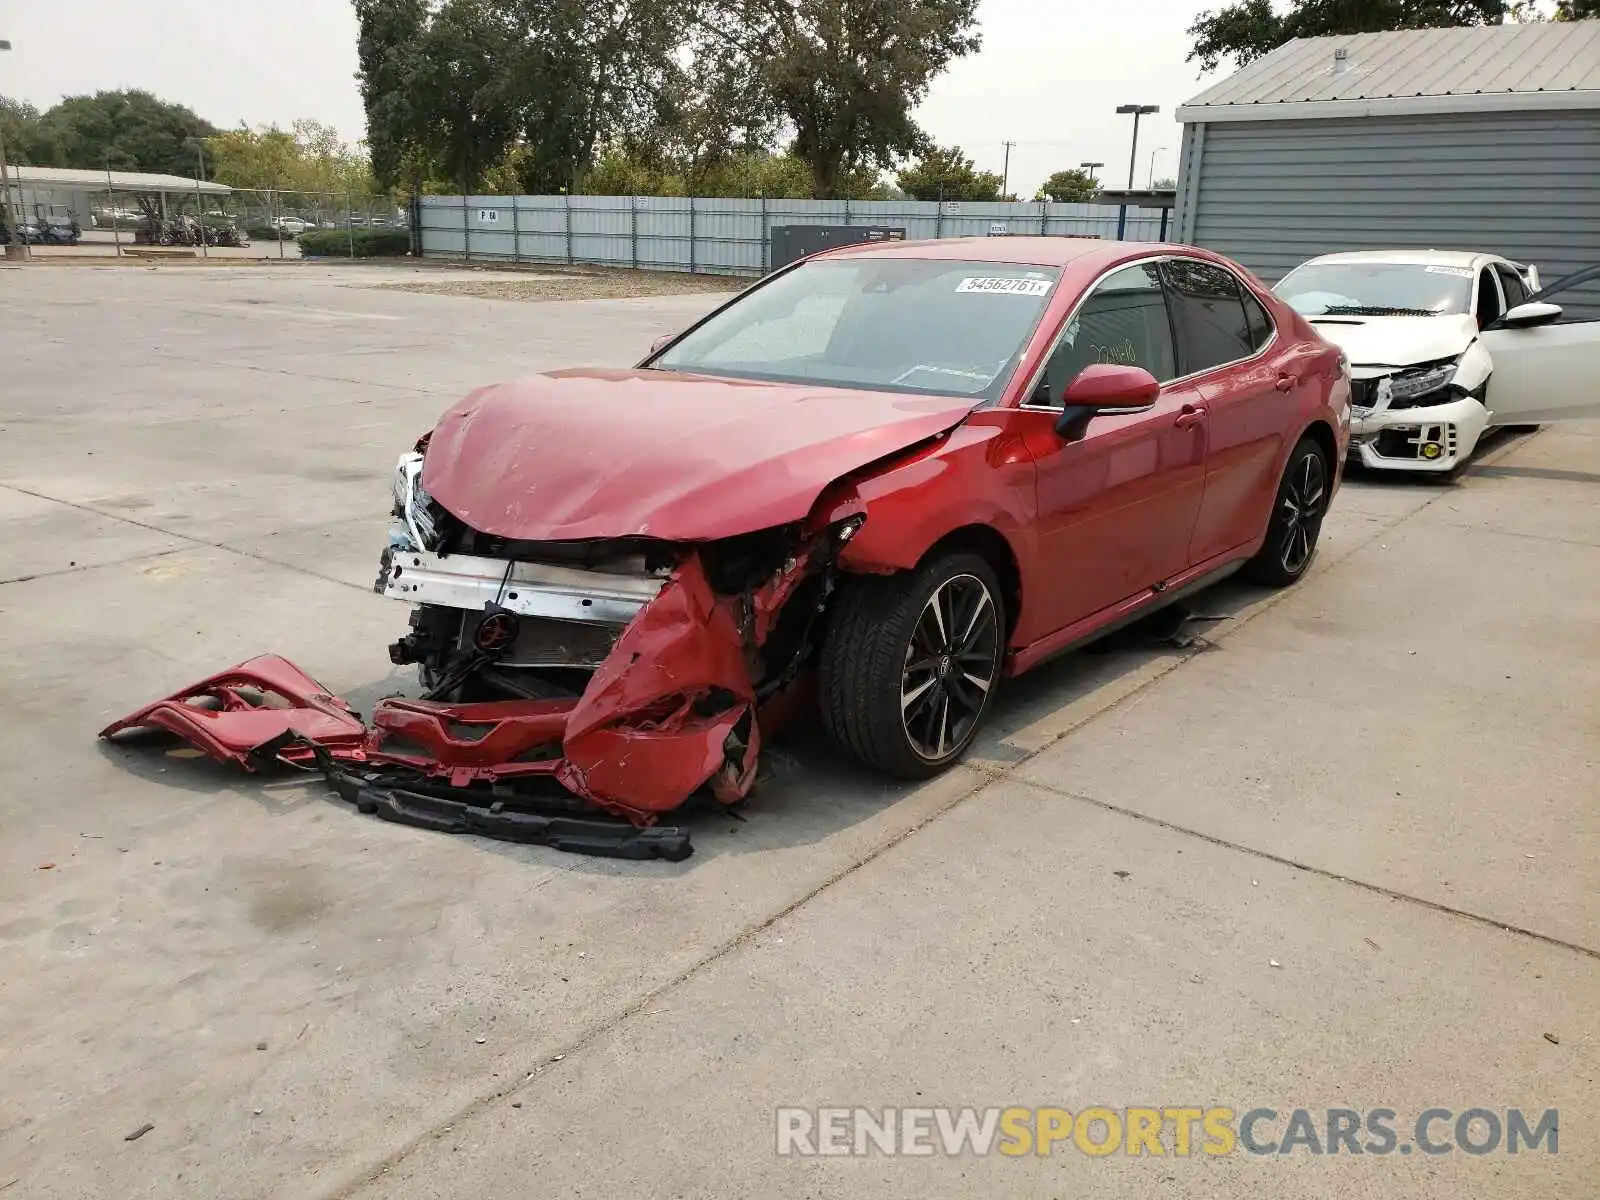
[1275,262,1473,317]
[651,258,1061,399]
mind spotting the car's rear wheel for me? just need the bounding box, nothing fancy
[820,551,1004,779]
[1243,435,1329,587]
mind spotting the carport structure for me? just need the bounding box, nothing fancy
[2,164,233,229]
[1173,21,1600,315]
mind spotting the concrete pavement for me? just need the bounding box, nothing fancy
[0,264,1593,1198]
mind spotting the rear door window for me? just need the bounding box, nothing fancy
[1242,288,1274,350]
[1161,260,1255,375]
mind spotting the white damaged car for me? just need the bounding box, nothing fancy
[1275,250,1600,474]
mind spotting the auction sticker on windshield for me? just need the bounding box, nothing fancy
[1424,265,1472,278]
[957,277,1053,296]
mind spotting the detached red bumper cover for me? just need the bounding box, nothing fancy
[98,553,818,858]
[97,655,369,768]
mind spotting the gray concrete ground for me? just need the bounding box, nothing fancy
[0,263,1595,1199]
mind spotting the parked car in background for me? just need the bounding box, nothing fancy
[1276,250,1600,474]
[366,237,1349,826]
[0,217,43,244]
[270,216,310,236]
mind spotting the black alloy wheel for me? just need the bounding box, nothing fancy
[899,573,1001,762]
[1244,435,1330,587]
[820,551,1005,779]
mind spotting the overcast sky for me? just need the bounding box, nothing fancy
[0,0,1222,196]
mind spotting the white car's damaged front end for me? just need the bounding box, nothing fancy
[1275,253,1517,474]
[1345,339,1493,473]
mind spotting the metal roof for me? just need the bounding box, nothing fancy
[1179,20,1600,123]
[1097,188,1177,210]
[2,165,232,195]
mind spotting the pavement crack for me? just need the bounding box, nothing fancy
[1421,520,1600,552]
[0,546,187,587]
[1015,774,1600,961]
[0,482,375,596]
[150,349,457,396]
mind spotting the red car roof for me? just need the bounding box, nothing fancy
[821,235,1178,267]
[819,236,1267,295]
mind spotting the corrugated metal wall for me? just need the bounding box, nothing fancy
[1176,110,1600,315]
[418,195,1173,276]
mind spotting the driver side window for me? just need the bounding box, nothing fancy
[1032,262,1176,407]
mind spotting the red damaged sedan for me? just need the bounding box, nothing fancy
[105,238,1348,858]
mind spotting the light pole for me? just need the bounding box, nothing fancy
[1079,161,1104,188]
[1115,103,1160,189]
[0,38,27,262]
[185,137,208,258]
[1147,146,1169,189]
[1001,139,1017,199]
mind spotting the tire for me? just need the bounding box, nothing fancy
[820,551,1004,779]
[1243,435,1330,587]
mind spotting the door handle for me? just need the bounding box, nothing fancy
[1275,373,1296,392]
[1175,403,1208,429]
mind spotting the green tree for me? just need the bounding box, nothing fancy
[353,0,977,200]
[1038,167,1099,202]
[721,151,823,198]
[896,145,1002,202]
[1555,0,1599,15]
[292,120,375,195]
[207,121,374,196]
[355,0,684,195]
[354,0,432,191]
[31,90,217,175]
[1187,0,1509,72]
[417,0,523,193]
[0,97,55,165]
[705,0,982,199]
[642,31,782,194]
[207,126,301,190]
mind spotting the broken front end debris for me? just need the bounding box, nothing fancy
[101,464,863,858]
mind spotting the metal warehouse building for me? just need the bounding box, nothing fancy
[1173,21,1600,312]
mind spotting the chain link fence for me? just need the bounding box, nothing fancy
[64,187,405,258]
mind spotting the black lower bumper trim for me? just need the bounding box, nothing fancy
[354,784,694,861]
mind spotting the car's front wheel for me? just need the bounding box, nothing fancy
[1243,435,1330,587]
[820,551,1004,779]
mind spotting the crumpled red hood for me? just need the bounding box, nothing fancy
[421,368,976,541]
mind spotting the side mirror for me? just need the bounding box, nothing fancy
[1499,301,1562,329]
[1052,363,1161,441]
[649,333,674,355]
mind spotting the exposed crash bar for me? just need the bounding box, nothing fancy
[382,551,666,624]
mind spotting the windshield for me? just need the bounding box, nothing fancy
[651,258,1061,399]
[1274,262,1473,317]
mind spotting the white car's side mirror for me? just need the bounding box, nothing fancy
[1501,301,1562,329]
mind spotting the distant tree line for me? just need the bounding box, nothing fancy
[0,89,376,200]
[351,0,986,199]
